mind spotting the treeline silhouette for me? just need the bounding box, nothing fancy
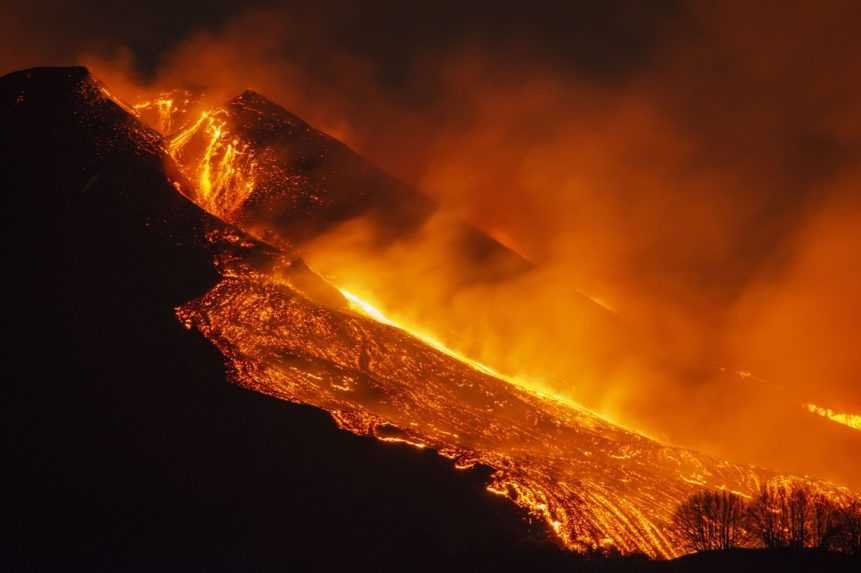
[673,481,861,555]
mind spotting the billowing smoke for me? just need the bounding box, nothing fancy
[7,1,861,487]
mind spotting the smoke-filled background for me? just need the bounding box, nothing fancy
[6,1,861,486]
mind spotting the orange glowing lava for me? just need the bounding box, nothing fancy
[337,286,643,434]
[166,108,257,218]
[805,403,861,432]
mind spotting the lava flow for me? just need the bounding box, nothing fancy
[806,404,861,432]
[131,91,259,220]
[134,93,852,558]
[165,107,258,218]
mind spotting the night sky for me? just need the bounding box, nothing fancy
[4,1,680,82]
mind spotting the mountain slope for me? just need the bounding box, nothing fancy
[1,66,571,571]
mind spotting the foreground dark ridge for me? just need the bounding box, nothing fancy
[1,66,572,571]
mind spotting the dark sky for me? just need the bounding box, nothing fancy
[3,1,683,82]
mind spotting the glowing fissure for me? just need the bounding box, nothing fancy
[165,108,257,219]
[805,403,861,432]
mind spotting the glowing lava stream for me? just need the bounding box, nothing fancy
[337,287,648,438]
[165,108,258,218]
[805,403,861,431]
[339,287,570,395]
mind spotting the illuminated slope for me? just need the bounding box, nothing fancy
[176,248,806,558]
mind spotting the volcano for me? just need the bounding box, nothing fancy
[3,67,858,570]
[2,67,566,570]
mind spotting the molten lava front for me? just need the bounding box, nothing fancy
[131,91,853,558]
[806,404,861,432]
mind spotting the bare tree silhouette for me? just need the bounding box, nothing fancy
[810,492,843,549]
[829,500,861,555]
[677,482,861,556]
[746,480,861,553]
[673,490,748,551]
[786,484,812,548]
[748,482,806,548]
